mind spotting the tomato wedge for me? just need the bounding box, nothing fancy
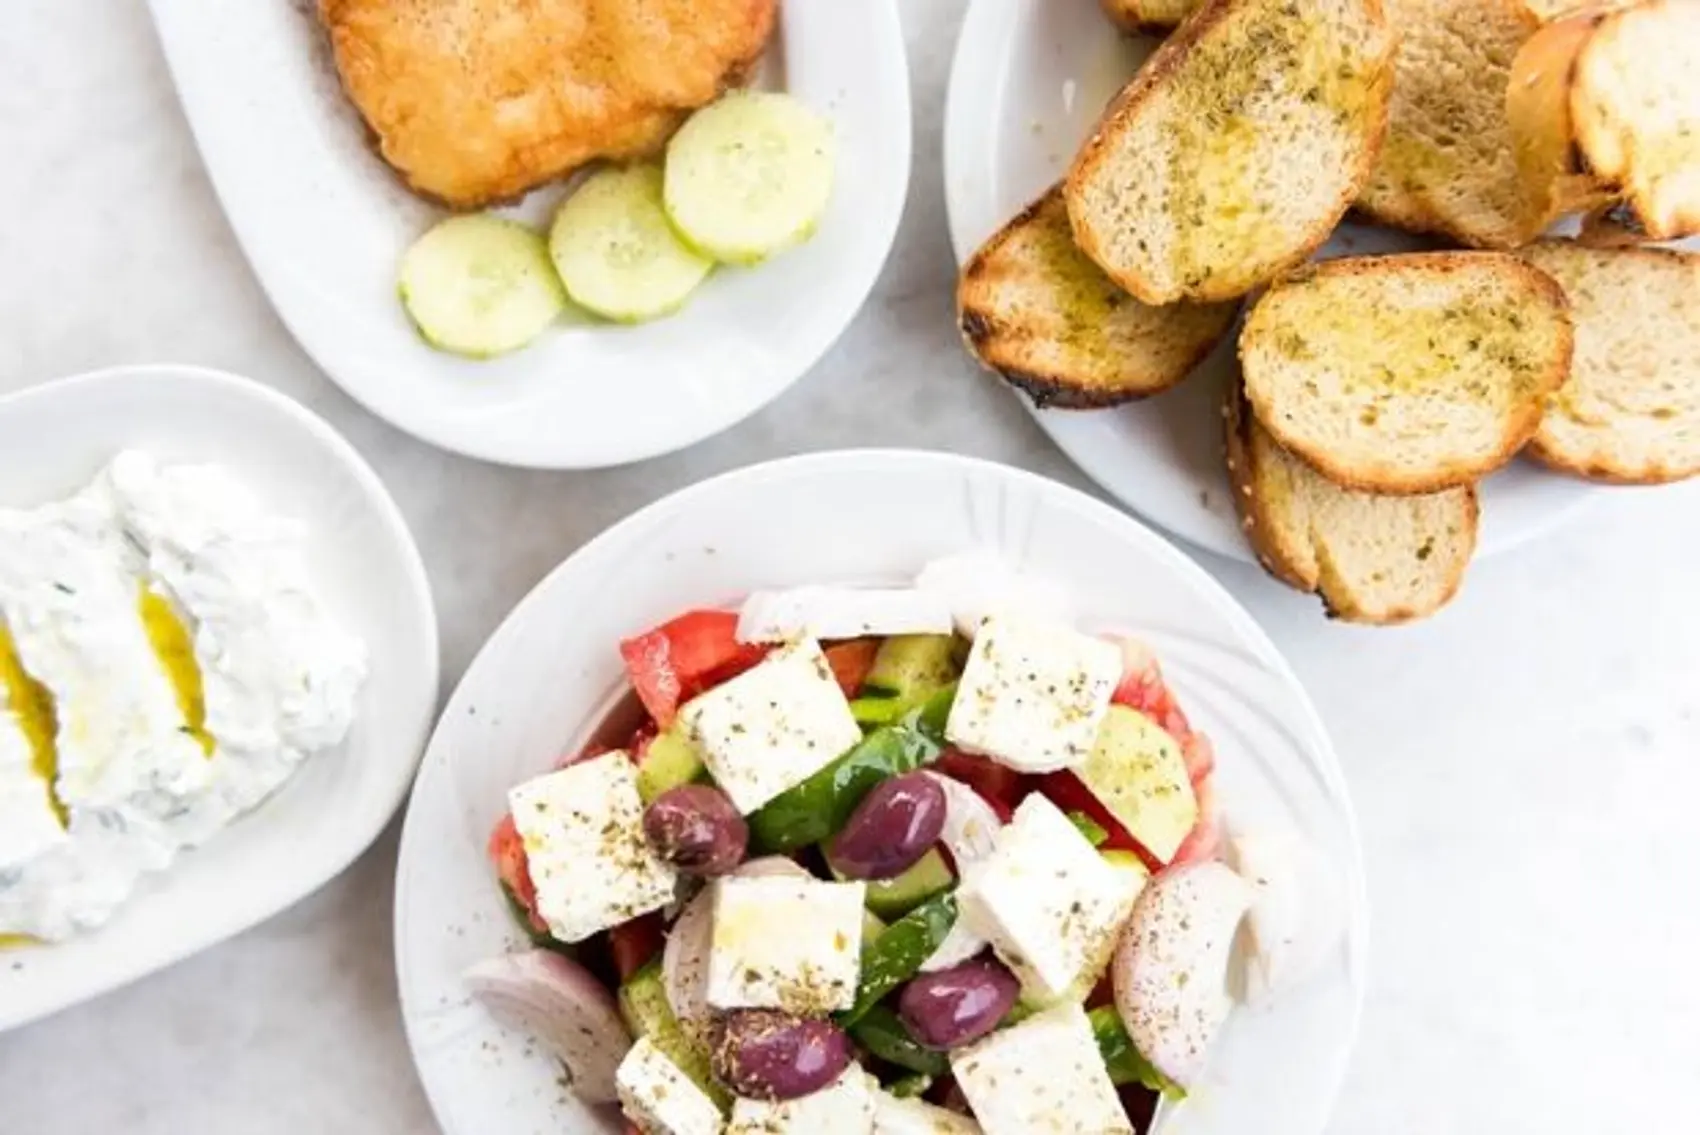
[488,813,546,934]
[1180,731,1215,783]
[619,610,768,725]
[1107,636,1194,744]
[608,912,667,982]
[1029,640,1222,868]
[822,638,881,697]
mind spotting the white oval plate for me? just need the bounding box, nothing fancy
[943,0,1598,563]
[146,0,910,469]
[0,364,438,1032]
[395,449,1368,1135]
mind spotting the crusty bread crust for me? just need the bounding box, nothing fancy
[1223,383,1319,593]
[1240,252,1574,494]
[1100,0,1198,32]
[1507,9,1619,227]
[958,187,1238,408]
[1065,0,1395,304]
[1225,381,1479,623]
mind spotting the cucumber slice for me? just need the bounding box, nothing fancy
[864,635,964,700]
[636,727,705,804]
[548,165,712,322]
[865,850,955,920]
[664,91,836,265]
[397,215,566,358]
[618,962,729,1110]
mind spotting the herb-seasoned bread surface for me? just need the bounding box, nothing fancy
[958,188,1239,408]
[1226,383,1478,623]
[1357,0,1548,248]
[1065,0,1395,304]
[1239,252,1574,494]
[1517,240,1700,483]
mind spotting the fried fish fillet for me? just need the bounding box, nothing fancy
[319,0,778,209]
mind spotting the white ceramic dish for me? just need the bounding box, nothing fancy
[943,0,1600,563]
[0,364,438,1032]
[394,449,1368,1135]
[146,0,910,469]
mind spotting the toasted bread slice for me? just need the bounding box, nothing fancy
[1100,0,1199,32]
[958,188,1240,409]
[1509,3,1700,242]
[1226,383,1478,623]
[1357,0,1550,249]
[1239,252,1574,494]
[1516,241,1700,483]
[1065,0,1395,305]
[1507,10,1620,226]
[1568,1,1700,240]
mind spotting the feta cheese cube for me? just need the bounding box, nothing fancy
[944,618,1118,774]
[873,1090,983,1134]
[706,874,865,1014]
[737,586,954,644]
[728,1068,875,1134]
[678,639,862,813]
[949,1003,1130,1135]
[508,752,677,944]
[957,794,1143,1003]
[616,1037,725,1135]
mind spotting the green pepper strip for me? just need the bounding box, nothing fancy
[748,685,956,853]
[850,696,909,729]
[1087,1005,1185,1098]
[850,679,960,732]
[1066,810,1111,847]
[850,1004,950,1077]
[838,892,957,1027]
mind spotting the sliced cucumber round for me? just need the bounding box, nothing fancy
[548,165,713,323]
[397,215,566,359]
[664,91,836,265]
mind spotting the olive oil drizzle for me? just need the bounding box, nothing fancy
[137,590,215,757]
[0,624,66,827]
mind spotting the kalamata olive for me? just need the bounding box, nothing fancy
[711,1009,852,1101]
[829,771,947,880]
[643,785,747,876]
[897,956,1020,1050]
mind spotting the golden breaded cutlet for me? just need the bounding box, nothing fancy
[319,0,778,209]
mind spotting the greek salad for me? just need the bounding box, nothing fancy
[467,554,1334,1134]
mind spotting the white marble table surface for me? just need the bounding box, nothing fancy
[3,2,1698,1132]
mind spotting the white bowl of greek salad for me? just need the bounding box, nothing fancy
[395,450,1365,1135]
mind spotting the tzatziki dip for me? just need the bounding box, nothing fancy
[0,451,366,943]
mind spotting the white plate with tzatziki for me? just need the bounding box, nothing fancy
[0,364,438,1031]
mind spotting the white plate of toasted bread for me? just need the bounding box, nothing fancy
[945,0,1700,624]
[149,0,910,469]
